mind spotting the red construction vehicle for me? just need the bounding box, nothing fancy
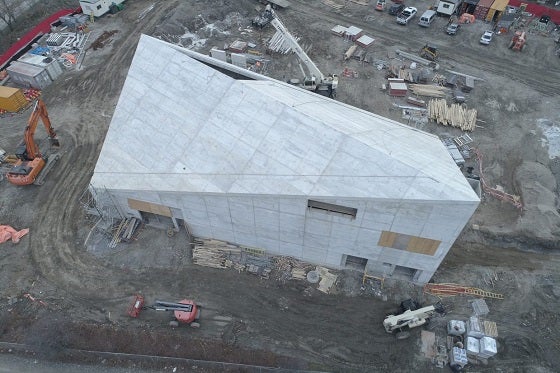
[509,31,526,51]
[6,99,60,186]
[128,295,201,327]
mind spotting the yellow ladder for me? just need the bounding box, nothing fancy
[465,287,504,300]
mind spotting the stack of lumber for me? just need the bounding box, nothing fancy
[388,65,414,82]
[192,239,241,269]
[428,98,477,131]
[409,84,448,98]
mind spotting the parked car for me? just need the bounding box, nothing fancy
[446,23,460,35]
[388,3,404,16]
[480,30,494,45]
[396,6,417,25]
[375,0,386,11]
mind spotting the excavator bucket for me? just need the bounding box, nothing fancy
[50,138,60,148]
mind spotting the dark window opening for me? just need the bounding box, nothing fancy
[345,255,368,270]
[307,200,357,219]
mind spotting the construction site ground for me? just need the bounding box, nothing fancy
[0,0,559,372]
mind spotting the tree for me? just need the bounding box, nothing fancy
[0,0,17,31]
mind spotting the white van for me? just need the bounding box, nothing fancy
[418,10,437,27]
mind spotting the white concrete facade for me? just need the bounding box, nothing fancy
[90,35,479,283]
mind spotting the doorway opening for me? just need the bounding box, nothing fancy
[344,255,368,271]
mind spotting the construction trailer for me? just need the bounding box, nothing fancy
[434,0,463,16]
[79,0,125,17]
[89,35,479,284]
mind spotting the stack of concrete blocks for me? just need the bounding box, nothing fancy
[465,315,498,360]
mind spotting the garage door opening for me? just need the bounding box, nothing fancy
[344,255,368,271]
[391,265,417,281]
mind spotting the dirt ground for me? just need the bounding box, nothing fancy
[1,0,560,372]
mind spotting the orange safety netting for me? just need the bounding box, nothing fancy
[0,225,30,243]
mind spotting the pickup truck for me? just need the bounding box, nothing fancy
[396,7,417,25]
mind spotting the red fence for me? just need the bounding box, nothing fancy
[507,0,560,24]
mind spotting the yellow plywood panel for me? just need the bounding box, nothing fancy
[0,86,27,112]
[128,198,172,217]
[490,0,508,11]
[378,231,397,247]
[407,236,440,256]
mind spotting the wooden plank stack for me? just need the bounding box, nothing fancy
[409,84,449,98]
[192,239,242,269]
[428,98,477,131]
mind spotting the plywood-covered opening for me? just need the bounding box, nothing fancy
[378,230,441,256]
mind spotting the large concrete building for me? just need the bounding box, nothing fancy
[90,35,479,283]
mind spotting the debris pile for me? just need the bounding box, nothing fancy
[191,238,338,292]
[109,218,142,248]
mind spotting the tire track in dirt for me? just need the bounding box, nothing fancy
[287,0,560,96]
[28,1,181,297]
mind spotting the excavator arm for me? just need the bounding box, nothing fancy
[20,99,59,161]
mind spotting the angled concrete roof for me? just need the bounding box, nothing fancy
[91,34,479,202]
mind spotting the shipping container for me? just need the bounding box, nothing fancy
[0,86,28,112]
[6,61,52,89]
[17,53,64,80]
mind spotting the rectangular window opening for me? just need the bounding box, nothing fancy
[307,200,357,219]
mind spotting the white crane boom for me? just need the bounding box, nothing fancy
[269,10,338,94]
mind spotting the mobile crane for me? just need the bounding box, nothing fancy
[268,10,338,97]
[6,99,60,186]
[383,299,444,339]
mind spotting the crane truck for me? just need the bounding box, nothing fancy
[268,10,338,98]
[6,98,60,186]
[383,300,444,339]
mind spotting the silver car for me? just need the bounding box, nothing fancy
[480,31,494,45]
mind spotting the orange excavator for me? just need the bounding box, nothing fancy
[6,99,60,186]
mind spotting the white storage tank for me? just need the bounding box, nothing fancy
[17,54,64,81]
[6,61,52,89]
